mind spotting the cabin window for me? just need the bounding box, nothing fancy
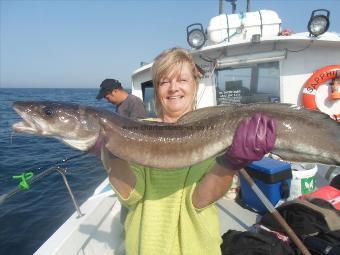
[141,81,156,117]
[215,62,280,105]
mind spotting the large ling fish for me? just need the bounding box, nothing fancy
[12,101,340,168]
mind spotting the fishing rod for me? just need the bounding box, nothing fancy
[0,152,89,205]
[239,168,312,255]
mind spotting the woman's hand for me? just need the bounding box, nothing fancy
[193,113,276,209]
[221,113,276,170]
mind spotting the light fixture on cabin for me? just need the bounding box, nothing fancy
[308,9,330,37]
[216,50,287,69]
[186,23,206,49]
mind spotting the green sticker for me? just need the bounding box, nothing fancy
[301,177,316,194]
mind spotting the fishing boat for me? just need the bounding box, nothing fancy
[34,1,340,254]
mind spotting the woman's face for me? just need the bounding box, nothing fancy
[157,62,196,122]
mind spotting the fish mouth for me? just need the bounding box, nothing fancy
[12,106,42,134]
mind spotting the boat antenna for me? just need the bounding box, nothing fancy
[246,0,251,12]
[219,0,224,14]
[231,0,236,14]
[224,0,237,14]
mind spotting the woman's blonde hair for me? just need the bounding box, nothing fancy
[152,47,201,118]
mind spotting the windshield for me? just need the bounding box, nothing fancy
[215,62,280,104]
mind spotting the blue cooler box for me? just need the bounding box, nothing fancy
[240,157,292,213]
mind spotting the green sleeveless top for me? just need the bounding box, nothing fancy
[112,158,222,255]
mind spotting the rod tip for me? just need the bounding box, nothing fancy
[0,194,7,205]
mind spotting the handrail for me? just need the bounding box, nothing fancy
[0,152,88,218]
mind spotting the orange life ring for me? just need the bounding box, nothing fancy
[302,65,340,121]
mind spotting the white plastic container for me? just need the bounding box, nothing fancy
[207,10,281,44]
[289,163,318,200]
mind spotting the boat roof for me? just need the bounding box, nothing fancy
[132,31,340,77]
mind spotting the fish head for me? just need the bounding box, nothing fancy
[12,101,100,151]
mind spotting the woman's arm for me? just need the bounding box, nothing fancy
[101,146,136,199]
[192,113,276,209]
[192,164,235,209]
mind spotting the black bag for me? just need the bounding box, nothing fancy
[220,230,296,255]
[260,200,340,238]
[303,230,340,255]
[317,230,340,246]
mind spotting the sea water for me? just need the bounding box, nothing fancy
[0,88,118,254]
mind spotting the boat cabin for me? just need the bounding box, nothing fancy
[132,9,340,120]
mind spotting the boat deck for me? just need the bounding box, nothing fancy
[217,197,259,234]
[34,179,259,255]
[35,165,336,255]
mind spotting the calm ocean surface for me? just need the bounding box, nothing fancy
[0,88,117,254]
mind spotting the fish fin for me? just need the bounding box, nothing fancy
[137,118,163,123]
[236,103,339,135]
[273,104,338,129]
[177,105,235,124]
[62,137,97,151]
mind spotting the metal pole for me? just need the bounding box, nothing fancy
[57,168,84,218]
[239,168,311,255]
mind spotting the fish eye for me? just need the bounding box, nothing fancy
[43,107,54,117]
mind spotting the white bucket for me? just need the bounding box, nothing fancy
[289,163,318,200]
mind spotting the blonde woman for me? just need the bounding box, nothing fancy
[108,47,276,255]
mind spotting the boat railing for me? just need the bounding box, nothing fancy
[0,152,87,218]
[56,167,84,218]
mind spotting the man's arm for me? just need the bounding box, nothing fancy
[129,97,147,119]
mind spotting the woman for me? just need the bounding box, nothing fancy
[108,47,276,255]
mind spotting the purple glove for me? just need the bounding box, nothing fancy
[219,113,276,170]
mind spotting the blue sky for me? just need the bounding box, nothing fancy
[1,0,340,88]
